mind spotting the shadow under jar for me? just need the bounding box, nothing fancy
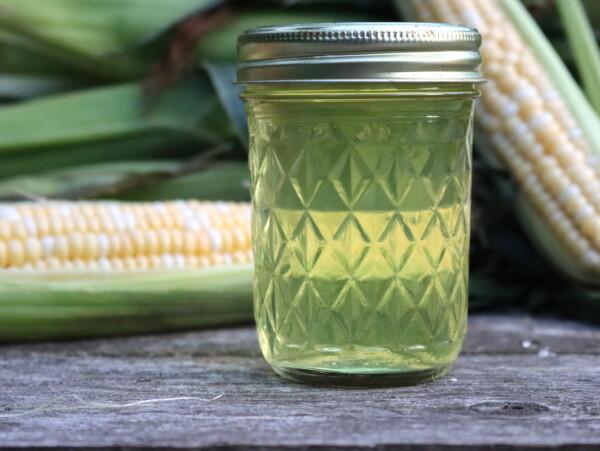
[237,23,484,387]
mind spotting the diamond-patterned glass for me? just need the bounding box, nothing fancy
[248,96,474,378]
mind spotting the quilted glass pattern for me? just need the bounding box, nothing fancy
[248,98,474,374]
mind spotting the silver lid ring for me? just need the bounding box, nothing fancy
[236,23,484,84]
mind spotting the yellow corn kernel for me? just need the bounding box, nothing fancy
[0,241,6,268]
[7,240,24,266]
[24,237,41,263]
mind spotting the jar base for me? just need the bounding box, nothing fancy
[271,363,452,388]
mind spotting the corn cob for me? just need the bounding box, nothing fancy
[399,0,600,285]
[0,200,252,270]
[0,200,254,342]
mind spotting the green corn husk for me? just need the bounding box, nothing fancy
[0,0,225,81]
[0,72,234,179]
[0,30,93,99]
[111,163,250,202]
[0,158,249,201]
[0,160,180,200]
[556,0,600,114]
[513,192,596,285]
[1,2,383,99]
[0,73,89,101]
[0,264,253,343]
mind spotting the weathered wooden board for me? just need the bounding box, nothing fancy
[0,314,599,450]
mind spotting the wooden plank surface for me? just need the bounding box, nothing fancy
[0,314,599,450]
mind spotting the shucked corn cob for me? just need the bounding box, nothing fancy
[0,200,254,342]
[400,0,600,285]
[0,200,252,271]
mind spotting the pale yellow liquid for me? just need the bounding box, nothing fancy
[254,205,469,376]
[247,91,474,384]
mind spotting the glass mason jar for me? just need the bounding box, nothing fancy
[237,23,484,386]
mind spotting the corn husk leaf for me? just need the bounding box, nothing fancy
[583,0,600,29]
[0,72,234,178]
[0,264,253,343]
[0,0,225,80]
[515,193,600,286]
[0,74,89,101]
[0,158,250,201]
[1,3,384,99]
[0,140,248,201]
[556,0,600,114]
[0,29,94,99]
[111,162,249,202]
[0,160,178,201]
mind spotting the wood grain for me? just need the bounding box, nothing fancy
[0,314,598,450]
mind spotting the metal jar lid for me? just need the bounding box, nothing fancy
[236,22,484,84]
